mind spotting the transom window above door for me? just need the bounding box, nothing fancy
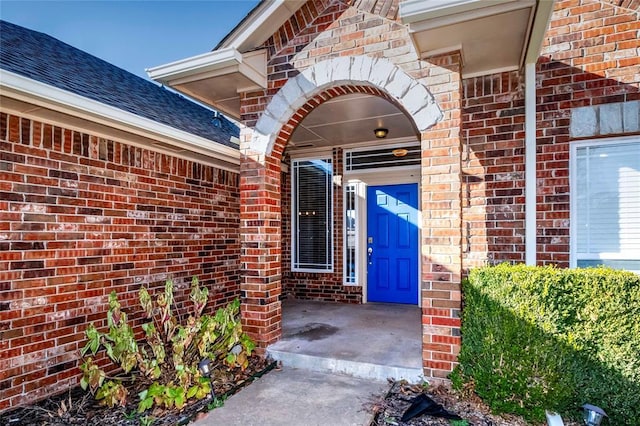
[345,143,421,172]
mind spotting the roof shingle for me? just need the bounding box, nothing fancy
[0,20,239,148]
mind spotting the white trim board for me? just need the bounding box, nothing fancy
[0,69,240,170]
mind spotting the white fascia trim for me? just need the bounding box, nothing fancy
[400,0,501,23]
[0,69,240,166]
[525,0,555,64]
[147,1,293,85]
[146,47,242,84]
[147,47,267,92]
[400,0,531,25]
[220,0,290,50]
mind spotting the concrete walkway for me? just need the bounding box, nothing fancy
[192,367,389,426]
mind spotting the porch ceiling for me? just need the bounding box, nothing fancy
[288,94,418,149]
[399,0,555,77]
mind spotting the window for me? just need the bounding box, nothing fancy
[571,139,640,271]
[344,183,357,284]
[292,158,333,271]
[345,143,421,172]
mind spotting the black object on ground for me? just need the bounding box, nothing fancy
[401,393,463,422]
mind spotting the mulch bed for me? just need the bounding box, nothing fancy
[1,357,275,426]
[4,366,584,426]
[368,380,580,426]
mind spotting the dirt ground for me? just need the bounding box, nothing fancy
[0,357,274,426]
[368,380,580,426]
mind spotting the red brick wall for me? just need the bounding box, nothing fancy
[0,113,240,411]
[460,0,639,270]
[418,52,464,377]
[602,0,640,12]
[239,0,346,128]
[536,0,639,265]
[462,71,526,270]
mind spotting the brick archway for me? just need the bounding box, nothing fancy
[250,55,442,157]
[239,56,451,367]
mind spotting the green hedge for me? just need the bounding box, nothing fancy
[451,264,640,424]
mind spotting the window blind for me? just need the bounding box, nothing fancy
[292,158,333,271]
[575,141,640,270]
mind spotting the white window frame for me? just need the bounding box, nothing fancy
[570,136,640,271]
[291,156,334,273]
[343,181,364,285]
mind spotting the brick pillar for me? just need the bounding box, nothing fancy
[239,141,282,352]
[419,53,463,378]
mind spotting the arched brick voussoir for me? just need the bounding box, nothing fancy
[252,55,443,156]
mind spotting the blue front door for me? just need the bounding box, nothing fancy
[366,184,419,305]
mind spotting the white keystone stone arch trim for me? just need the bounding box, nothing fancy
[251,55,443,155]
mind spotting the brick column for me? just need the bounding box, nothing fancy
[239,139,282,351]
[419,53,463,378]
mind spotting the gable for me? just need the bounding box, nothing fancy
[261,0,404,68]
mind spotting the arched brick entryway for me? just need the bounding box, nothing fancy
[239,54,462,379]
[250,56,442,156]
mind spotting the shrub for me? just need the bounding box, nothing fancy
[80,277,255,413]
[452,264,640,424]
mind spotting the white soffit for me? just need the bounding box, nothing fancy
[147,48,267,120]
[146,1,303,120]
[400,0,550,77]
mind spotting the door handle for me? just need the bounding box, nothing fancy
[367,247,373,264]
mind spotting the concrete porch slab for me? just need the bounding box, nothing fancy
[267,300,423,382]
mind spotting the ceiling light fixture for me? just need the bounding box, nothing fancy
[374,128,388,139]
[392,148,408,157]
[212,111,222,128]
